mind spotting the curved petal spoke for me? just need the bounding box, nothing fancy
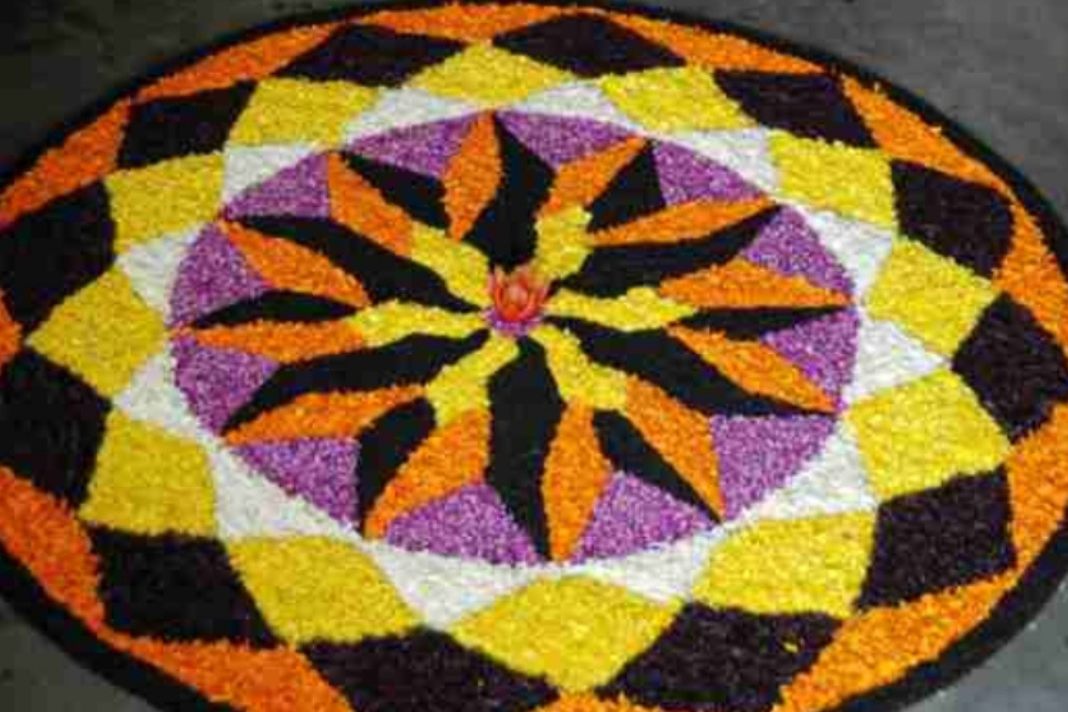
[546,286,695,332]
[660,259,850,311]
[677,306,843,340]
[542,404,614,562]
[533,207,593,282]
[409,225,491,308]
[442,114,501,241]
[590,197,772,247]
[426,334,520,425]
[223,220,370,308]
[328,153,414,254]
[364,409,491,538]
[558,205,779,296]
[190,320,365,364]
[347,300,485,348]
[237,215,476,312]
[669,326,836,414]
[190,291,356,329]
[594,409,718,521]
[341,152,448,229]
[551,317,818,417]
[485,339,565,560]
[463,116,555,268]
[540,136,647,217]
[624,377,724,516]
[224,385,423,446]
[221,330,489,434]
[529,324,628,411]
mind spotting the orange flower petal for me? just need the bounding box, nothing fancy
[614,14,821,74]
[995,201,1068,353]
[136,24,340,102]
[116,638,350,712]
[542,405,614,562]
[191,320,364,364]
[361,4,567,42]
[626,377,723,515]
[534,693,673,711]
[1004,403,1068,568]
[541,137,647,216]
[774,573,1016,712]
[0,467,105,625]
[224,221,369,308]
[842,77,1007,194]
[444,113,501,240]
[328,153,412,255]
[0,100,130,229]
[364,410,490,537]
[225,386,422,445]
[591,198,771,247]
[0,287,21,372]
[670,327,836,414]
[660,259,850,310]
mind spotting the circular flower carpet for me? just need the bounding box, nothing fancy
[2,2,1068,712]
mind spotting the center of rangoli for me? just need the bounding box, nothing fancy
[168,111,860,567]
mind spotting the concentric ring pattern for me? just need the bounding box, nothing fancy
[1,3,1068,712]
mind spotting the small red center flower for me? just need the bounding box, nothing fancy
[487,264,550,336]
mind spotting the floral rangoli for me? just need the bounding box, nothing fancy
[1,3,1068,712]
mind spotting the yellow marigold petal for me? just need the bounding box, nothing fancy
[535,207,593,282]
[348,301,484,347]
[530,325,628,410]
[546,287,694,332]
[227,537,417,643]
[452,577,679,691]
[426,335,519,425]
[410,224,491,308]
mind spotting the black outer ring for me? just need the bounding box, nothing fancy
[1,2,1066,712]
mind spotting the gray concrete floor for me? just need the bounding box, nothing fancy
[1,0,1067,710]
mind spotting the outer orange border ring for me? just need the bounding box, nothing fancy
[0,3,1067,712]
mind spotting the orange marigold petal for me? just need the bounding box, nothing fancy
[774,573,1015,712]
[591,199,771,246]
[224,221,369,308]
[626,377,723,515]
[364,410,490,537]
[0,467,105,625]
[328,153,412,254]
[114,638,350,712]
[361,4,567,42]
[842,77,1007,194]
[995,202,1068,353]
[670,327,835,414]
[191,320,364,364]
[613,14,821,74]
[0,100,130,229]
[535,693,673,711]
[443,114,501,240]
[1004,403,1068,568]
[226,386,422,445]
[543,405,614,562]
[136,24,340,102]
[541,137,647,216]
[660,259,850,310]
[0,287,21,372]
